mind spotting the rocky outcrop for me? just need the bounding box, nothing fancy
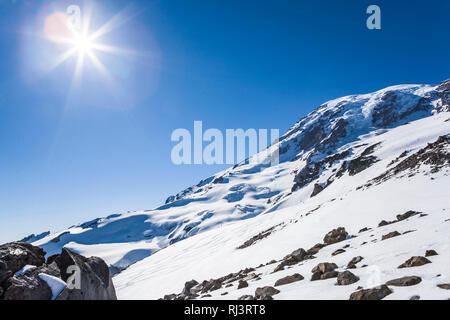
[311,262,338,281]
[386,276,422,287]
[398,256,431,268]
[0,242,46,274]
[336,271,359,286]
[382,231,401,241]
[323,227,348,245]
[425,250,438,257]
[370,135,450,185]
[347,256,364,269]
[255,286,280,300]
[0,243,116,300]
[349,285,393,300]
[274,274,304,287]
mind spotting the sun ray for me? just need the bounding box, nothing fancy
[89,5,143,41]
[50,47,78,71]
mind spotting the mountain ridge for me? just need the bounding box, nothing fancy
[25,80,449,291]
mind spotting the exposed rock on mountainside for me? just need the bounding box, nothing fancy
[386,276,422,287]
[349,285,393,300]
[0,242,116,300]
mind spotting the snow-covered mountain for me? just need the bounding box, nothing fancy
[32,80,450,300]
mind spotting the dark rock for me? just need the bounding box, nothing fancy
[209,280,222,292]
[347,256,364,269]
[311,262,338,281]
[255,286,280,300]
[337,271,360,285]
[0,242,46,274]
[437,284,450,290]
[332,249,345,256]
[311,183,325,197]
[347,148,379,176]
[349,285,393,300]
[312,262,338,274]
[359,227,370,233]
[311,271,322,281]
[0,260,12,285]
[378,220,394,227]
[425,250,438,257]
[386,276,422,287]
[398,256,431,268]
[3,272,52,300]
[238,295,255,300]
[307,243,326,255]
[163,294,177,300]
[273,264,285,273]
[238,280,248,289]
[382,231,401,241]
[410,295,420,300]
[396,211,420,221]
[288,248,307,262]
[320,271,338,280]
[323,227,348,245]
[53,248,117,300]
[274,273,304,287]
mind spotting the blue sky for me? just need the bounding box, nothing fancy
[0,0,449,243]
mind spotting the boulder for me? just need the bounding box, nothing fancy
[425,250,438,257]
[437,284,450,290]
[396,211,420,221]
[237,280,248,289]
[3,272,52,300]
[307,243,326,255]
[349,285,393,300]
[323,227,348,245]
[386,276,422,287]
[311,262,338,281]
[52,248,117,300]
[0,260,12,285]
[382,231,401,241]
[312,262,338,274]
[0,243,116,301]
[347,256,364,269]
[163,294,177,300]
[321,271,339,280]
[398,256,431,268]
[336,271,360,285]
[378,220,394,227]
[0,242,46,274]
[332,249,346,256]
[274,274,304,287]
[255,286,280,300]
[289,248,307,262]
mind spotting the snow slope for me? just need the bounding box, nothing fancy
[32,80,450,299]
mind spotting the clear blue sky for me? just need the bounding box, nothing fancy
[0,0,449,243]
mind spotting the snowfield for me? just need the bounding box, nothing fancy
[31,80,450,300]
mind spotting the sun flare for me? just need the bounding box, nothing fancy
[72,33,94,55]
[44,7,128,86]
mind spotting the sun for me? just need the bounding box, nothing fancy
[44,7,127,85]
[72,33,94,55]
